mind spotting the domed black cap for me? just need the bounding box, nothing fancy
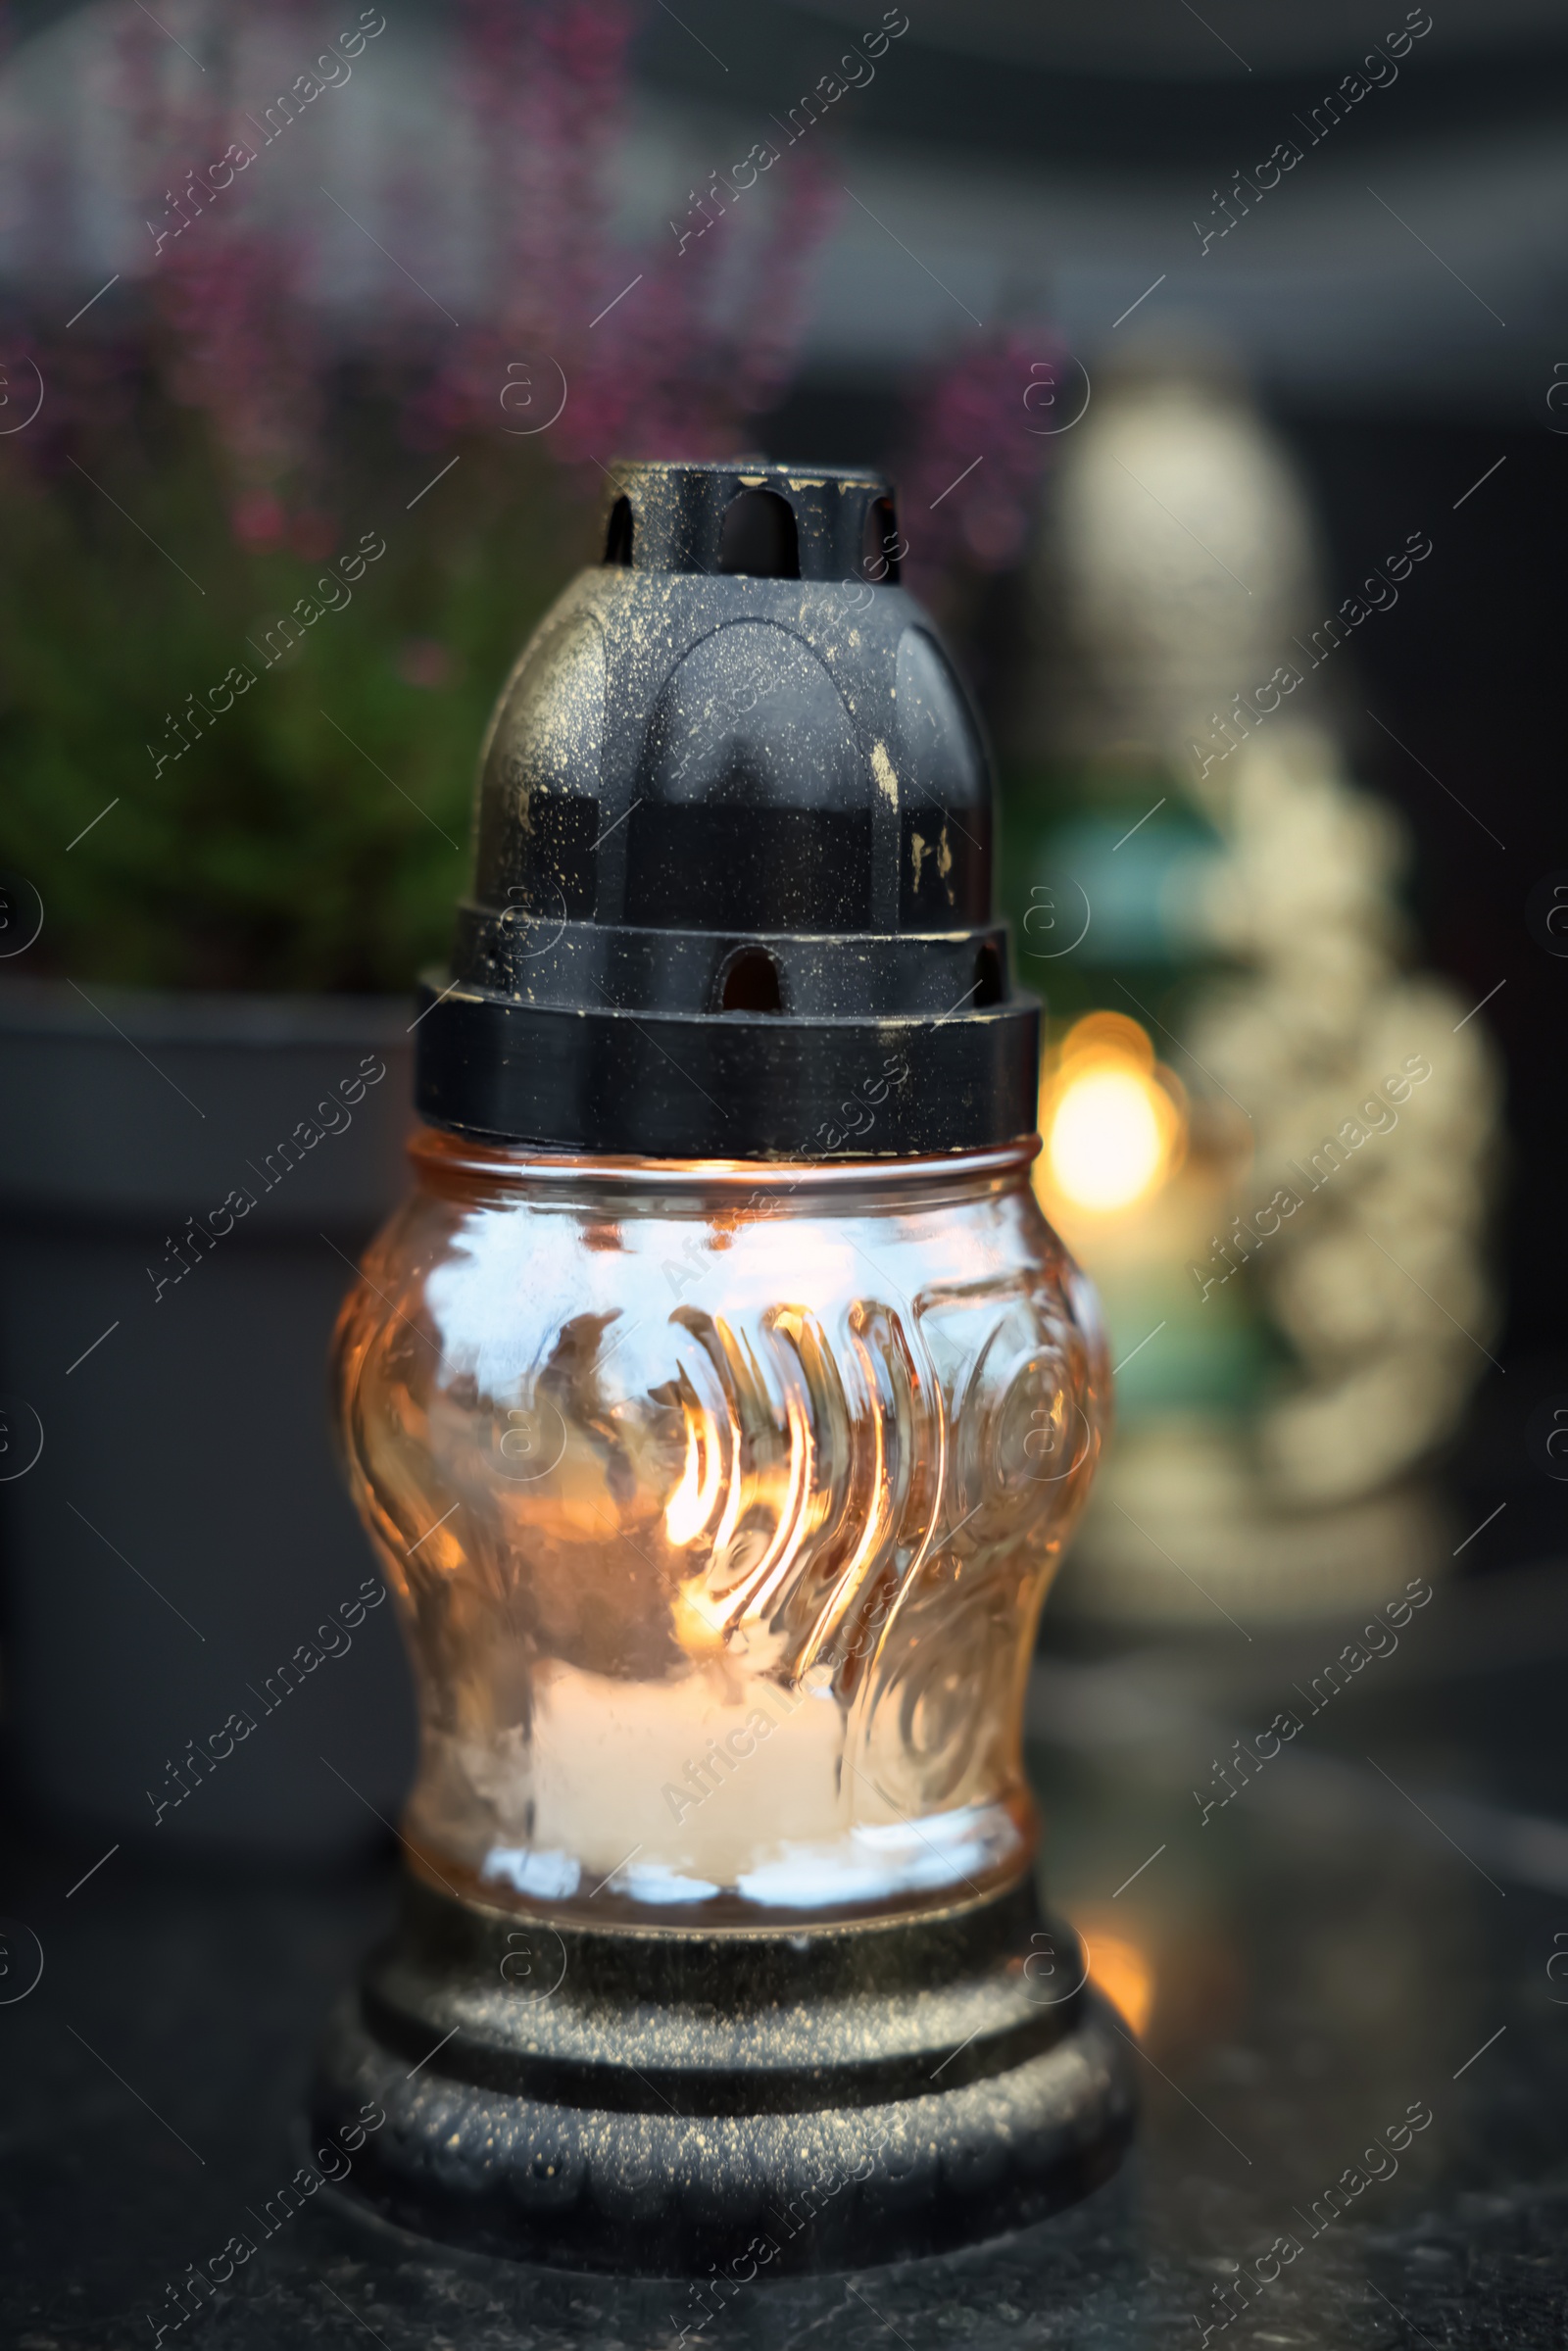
[415,459,1040,1157]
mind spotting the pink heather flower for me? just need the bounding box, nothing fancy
[561,148,839,467]
[113,4,327,542]
[159,224,322,485]
[231,488,287,549]
[428,0,835,471]
[900,325,1065,590]
[427,0,636,443]
[732,151,839,421]
[63,0,833,518]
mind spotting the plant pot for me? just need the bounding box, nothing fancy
[0,978,418,1860]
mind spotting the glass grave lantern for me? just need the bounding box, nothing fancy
[313,461,1134,2271]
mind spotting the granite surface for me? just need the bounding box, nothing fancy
[6,1556,1568,2349]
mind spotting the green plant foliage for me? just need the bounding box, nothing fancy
[0,405,583,992]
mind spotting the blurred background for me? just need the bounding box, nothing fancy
[6,11,1568,2344]
[0,0,1564,1848]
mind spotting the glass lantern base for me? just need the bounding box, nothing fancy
[310,1871,1136,2275]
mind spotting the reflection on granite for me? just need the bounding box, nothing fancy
[5,1559,1568,2348]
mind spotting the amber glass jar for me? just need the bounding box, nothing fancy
[334,1129,1105,1931]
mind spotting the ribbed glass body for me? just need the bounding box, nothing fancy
[332,1130,1107,1930]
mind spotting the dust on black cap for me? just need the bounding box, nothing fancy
[414,459,1040,1157]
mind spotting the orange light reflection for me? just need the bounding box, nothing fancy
[1078,1923,1155,2037]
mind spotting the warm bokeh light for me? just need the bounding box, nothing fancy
[1038,1012,1186,1222]
[1049,1064,1166,1209]
[1080,1926,1155,2037]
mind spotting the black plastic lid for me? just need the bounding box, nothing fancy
[414,460,1040,1157]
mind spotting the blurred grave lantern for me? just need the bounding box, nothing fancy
[311,462,1135,2272]
[1010,345,1500,1621]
